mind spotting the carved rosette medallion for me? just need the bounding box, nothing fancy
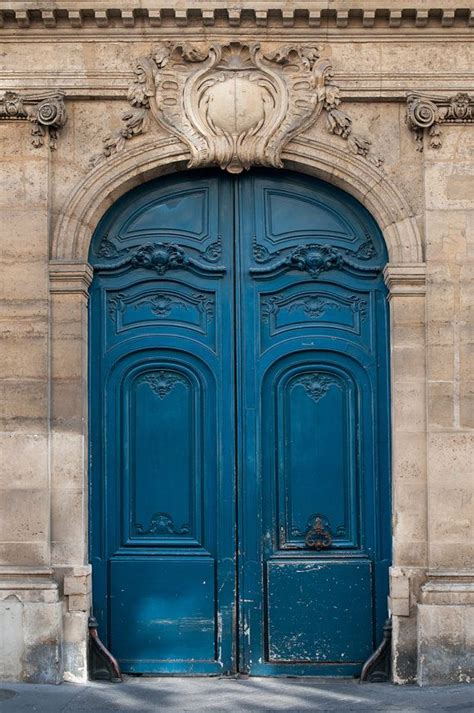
[92,42,383,171]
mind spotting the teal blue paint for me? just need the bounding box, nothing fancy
[89,169,391,675]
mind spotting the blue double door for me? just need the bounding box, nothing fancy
[90,170,390,676]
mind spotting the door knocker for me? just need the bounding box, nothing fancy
[305,515,333,550]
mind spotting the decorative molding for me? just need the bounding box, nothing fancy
[0,91,67,148]
[261,293,366,322]
[52,135,423,264]
[90,42,383,172]
[296,373,340,402]
[49,261,94,297]
[142,370,186,399]
[135,512,190,536]
[108,291,215,322]
[92,240,226,275]
[383,263,426,298]
[0,6,473,32]
[250,240,383,278]
[406,92,474,150]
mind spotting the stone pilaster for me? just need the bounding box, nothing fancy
[384,263,427,684]
[49,261,93,682]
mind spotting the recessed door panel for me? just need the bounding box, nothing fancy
[124,365,203,547]
[267,561,373,663]
[274,367,358,550]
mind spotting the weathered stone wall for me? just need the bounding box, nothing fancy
[0,1,472,685]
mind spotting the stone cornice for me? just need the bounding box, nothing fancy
[49,261,94,297]
[0,3,473,31]
[384,263,427,298]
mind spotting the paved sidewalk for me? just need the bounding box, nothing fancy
[0,677,472,712]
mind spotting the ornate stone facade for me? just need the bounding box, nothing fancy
[0,1,473,687]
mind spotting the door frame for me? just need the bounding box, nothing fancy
[49,136,427,678]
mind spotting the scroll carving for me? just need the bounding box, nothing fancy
[407,92,474,150]
[250,238,383,278]
[91,42,383,171]
[92,240,226,276]
[0,91,67,149]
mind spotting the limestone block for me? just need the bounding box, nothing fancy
[0,160,49,207]
[392,346,426,381]
[0,543,49,567]
[0,264,48,311]
[0,209,49,259]
[64,571,91,596]
[0,490,49,543]
[62,611,88,683]
[391,432,426,483]
[427,345,454,381]
[392,382,426,433]
[460,382,474,429]
[0,433,48,489]
[51,377,86,431]
[68,593,91,612]
[0,576,63,683]
[425,210,469,262]
[0,597,23,680]
[424,163,474,212]
[51,489,86,551]
[51,432,86,490]
[392,612,419,684]
[427,432,474,484]
[418,603,474,685]
[427,382,453,430]
[0,379,49,433]
[429,543,474,571]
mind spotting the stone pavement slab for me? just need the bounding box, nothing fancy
[0,678,472,713]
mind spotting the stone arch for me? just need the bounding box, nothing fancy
[51,135,423,264]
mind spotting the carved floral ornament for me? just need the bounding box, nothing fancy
[0,91,67,148]
[406,92,474,150]
[90,42,383,172]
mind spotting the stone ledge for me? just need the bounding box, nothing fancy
[0,575,59,603]
[421,572,474,605]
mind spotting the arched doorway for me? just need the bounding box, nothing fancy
[89,169,391,676]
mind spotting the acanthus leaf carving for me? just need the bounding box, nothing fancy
[0,90,67,149]
[90,42,383,172]
[406,92,474,151]
[92,240,226,276]
[142,370,186,399]
[296,373,341,403]
[135,511,190,536]
[250,239,382,278]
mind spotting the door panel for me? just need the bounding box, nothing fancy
[90,172,236,674]
[90,169,391,676]
[267,561,373,663]
[237,172,390,675]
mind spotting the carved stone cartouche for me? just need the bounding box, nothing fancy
[91,42,383,171]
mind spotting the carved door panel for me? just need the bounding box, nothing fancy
[89,172,237,674]
[90,169,391,676]
[236,173,391,675]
